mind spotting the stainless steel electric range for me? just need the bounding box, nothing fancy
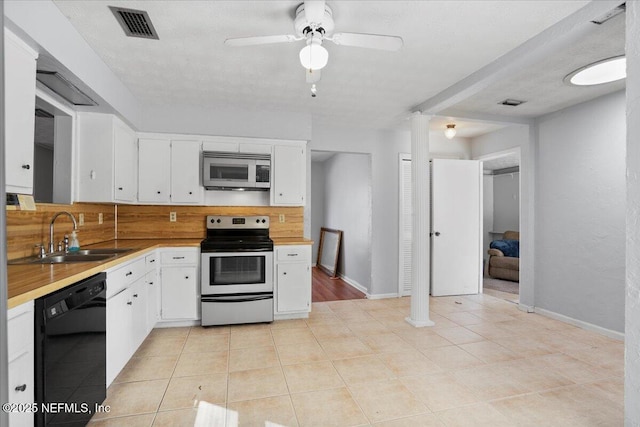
[200,215,274,326]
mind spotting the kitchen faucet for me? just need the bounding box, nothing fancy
[49,211,78,253]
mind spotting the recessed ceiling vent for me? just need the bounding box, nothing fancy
[591,3,625,25]
[35,108,54,119]
[109,6,159,39]
[499,99,526,107]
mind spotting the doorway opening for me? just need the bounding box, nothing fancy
[478,148,521,303]
[310,150,372,301]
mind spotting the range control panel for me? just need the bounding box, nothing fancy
[206,216,269,229]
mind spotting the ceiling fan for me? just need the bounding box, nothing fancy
[224,0,404,83]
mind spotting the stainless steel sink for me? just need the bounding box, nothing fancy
[74,248,133,255]
[8,248,132,265]
[31,254,117,264]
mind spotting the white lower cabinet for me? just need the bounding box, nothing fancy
[274,245,311,319]
[159,248,200,322]
[7,301,35,427]
[106,255,152,386]
[145,251,160,331]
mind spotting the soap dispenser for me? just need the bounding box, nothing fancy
[69,230,80,252]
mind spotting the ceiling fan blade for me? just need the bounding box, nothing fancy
[329,32,404,51]
[304,0,326,24]
[224,34,300,47]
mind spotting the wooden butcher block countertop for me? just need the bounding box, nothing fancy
[7,237,312,309]
[7,239,201,309]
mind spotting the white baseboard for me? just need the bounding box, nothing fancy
[338,273,368,295]
[154,319,200,328]
[367,292,400,300]
[534,307,624,341]
[518,302,535,313]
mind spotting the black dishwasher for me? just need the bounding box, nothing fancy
[35,273,107,427]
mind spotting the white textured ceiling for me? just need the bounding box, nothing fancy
[443,11,625,119]
[52,0,591,133]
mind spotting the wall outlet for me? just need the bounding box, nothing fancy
[98,213,103,224]
[78,213,85,226]
[279,214,285,223]
[170,212,177,222]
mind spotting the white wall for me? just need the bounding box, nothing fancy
[321,153,372,290]
[626,2,640,423]
[493,172,519,232]
[310,161,326,263]
[536,90,626,333]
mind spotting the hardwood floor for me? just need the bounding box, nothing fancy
[312,267,366,302]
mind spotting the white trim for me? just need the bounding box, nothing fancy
[274,312,309,320]
[534,307,624,341]
[154,320,200,328]
[474,146,521,163]
[338,273,368,295]
[367,292,400,300]
[517,302,535,313]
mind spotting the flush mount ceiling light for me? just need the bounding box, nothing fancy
[444,124,457,140]
[565,55,626,86]
[299,35,329,70]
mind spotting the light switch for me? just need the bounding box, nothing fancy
[279,214,285,223]
[98,213,103,224]
[78,213,85,226]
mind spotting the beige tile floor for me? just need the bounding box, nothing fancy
[89,291,624,426]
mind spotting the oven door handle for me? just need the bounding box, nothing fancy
[202,294,273,303]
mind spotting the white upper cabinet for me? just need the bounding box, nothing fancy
[171,140,203,203]
[137,137,202,204]
[138,138,171,203]
[5,29,38,194]
[77,113,137,203]
[272,145,307,206]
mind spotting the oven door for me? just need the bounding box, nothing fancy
[201,251,273,295]
[203,157,256,189]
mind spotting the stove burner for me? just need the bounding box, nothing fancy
[201,215,273,253]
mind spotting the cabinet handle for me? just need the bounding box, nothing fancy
[15,384,27,392]
[189,191,193,195]
[287,253,298,257]
[149,281,154,285]
[133,294,139,298]
[283,272,287,275]
[21,164,30,170]
[150,259,155,263]
[185,276,190,279]
[126,271,133,276]
[157,191,161,194]
[279,193,283,196]
[173,256,185,260]
[118,187,123,190]
[127,301,133,305]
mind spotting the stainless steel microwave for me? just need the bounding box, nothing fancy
[202,151,271,190]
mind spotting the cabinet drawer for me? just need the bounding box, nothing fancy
[107,257,145,297]
[276,246,311,262]
[161,250,198,265]
[145,252,158,272]
[7,302,34,359]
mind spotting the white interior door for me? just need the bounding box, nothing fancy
[431,159,482,296]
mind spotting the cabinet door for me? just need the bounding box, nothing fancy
[138,138,171,202]
[114,120,138,202]
[161,266,199,320]
[5,30,37,194]
[146,270,160,332]
[171,140,202,203]
[8,350,34,427]
[276,262,311,313]
[106,288,132,386]
[130,279,148,351]
[272,145,306,206]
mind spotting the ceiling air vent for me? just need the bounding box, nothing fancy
[499,99,526,107]
[591,3,625,25]
[109,6,159,39]
[35,108,54,119]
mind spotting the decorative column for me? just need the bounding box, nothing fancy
[406,112,435,327]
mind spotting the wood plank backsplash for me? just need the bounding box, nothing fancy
[6,203,304,260]
[117,205,304,239]
[6,203,116,260]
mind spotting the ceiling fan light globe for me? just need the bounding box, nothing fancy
[299,44,328,70]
